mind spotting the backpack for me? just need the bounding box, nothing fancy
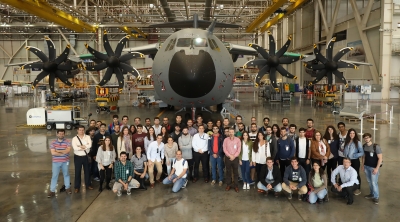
[173,159,186,166]
[363,143,383,167]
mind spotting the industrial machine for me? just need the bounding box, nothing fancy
[95,86,120,113]
[26,102,87,130]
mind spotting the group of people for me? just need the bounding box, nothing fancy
[48,114,383,205]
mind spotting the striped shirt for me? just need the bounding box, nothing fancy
[50,138,71,162]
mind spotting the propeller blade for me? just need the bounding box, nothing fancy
[326,71,333,91]
[57,63,73,71]
[115,35,130,57]
[119,52,144,62]
[119,63,140,77]
[333,47,353,62]
[98,68,114,86]
[21,62,43,70]
[45,36,56,61]
[269,67,278,89]
[332,69,347,85]
[337,61,359,69]
[276,65,297,79]
[255,65,270,85]
[26,46,48,62]
[103,31,115,56]
[267,31,275,55]
[313,44,328,64]
[303,63,325,70]
[310,69,327,85]
[87,62,108,71]
[85,44,108,61]
[276,36,292,57]
[55,45,71,64]
[326,37,336,61]
[49,72,56,93]
[279,56,301,64]
[32,70,49,88]
[56,70,74,86]
[243,59,267,68]
[114,67,125,89]
[248,43,270,60]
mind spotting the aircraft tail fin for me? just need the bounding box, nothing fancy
[207,20,217,33]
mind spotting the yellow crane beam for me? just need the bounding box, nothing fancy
[2,0,96,33]
[246,0,287,33]
[132,27,147,39]
[119,27,139,38]
[260,0,310,32]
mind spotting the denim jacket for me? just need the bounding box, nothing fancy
[344,141,364,159]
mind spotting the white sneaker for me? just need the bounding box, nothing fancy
[246,184,250,190]
[182,179,188,188]
[117,189,122,197]
[127,189,131,195]
[243,184,247,190]
[93,177,100,182]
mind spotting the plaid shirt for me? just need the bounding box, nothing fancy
[114,160,134,182]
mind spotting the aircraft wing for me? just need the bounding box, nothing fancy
[5,60,40,67]
[122,43,160,55]
[226,43,258,56]
[340,60,373,66]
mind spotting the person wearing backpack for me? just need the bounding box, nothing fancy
[362,133,383,205]
[162,150,188,192]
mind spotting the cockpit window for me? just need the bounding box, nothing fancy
[211,39,219,51]
[176,38,208,47]
[165,38,176,51]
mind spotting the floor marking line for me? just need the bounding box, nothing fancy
[157,109,166,117]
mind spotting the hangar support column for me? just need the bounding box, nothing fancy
[379,0,393,99]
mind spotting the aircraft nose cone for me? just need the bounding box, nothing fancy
[169,50,216,98]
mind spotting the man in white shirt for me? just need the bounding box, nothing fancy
[162,150,188,192]
[152,117,162,135]
[72,125,93,193]
[192,125,210,183]
[331,157,359,205]
[295,128,311,179]
[147,135,165,188]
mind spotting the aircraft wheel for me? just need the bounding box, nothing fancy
[46,124,53,130]
[96,109,100,114]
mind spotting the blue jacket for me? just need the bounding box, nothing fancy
[277,137,295,160]
[208,134,224,157]
[344,141,364,159]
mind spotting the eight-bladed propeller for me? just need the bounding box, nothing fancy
[244,31,301,91]
[24,36,79,93]
[85,30,143,92]
[305,37,358,90]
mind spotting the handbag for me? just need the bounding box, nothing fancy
[77,136,92,163]
[329,153,334,159]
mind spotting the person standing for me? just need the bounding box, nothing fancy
[117,126,133,159]
[187,119,198,136]
[108,115,119,134]
[344,128,364,196]
[252,132,267,184]
[209,125,224,186]
[249,123,258,142]
[153,117,162,135]
[47,130,72,197]
[92,123,110,181]
[239,132,253,190]
[96,137,116,192]
[192,125,210,183]
[305,119,316,140]
[310,131,330,171]
[132,124,147,153]
[179,127,194,181]
[223,128,241,193]
[147,135,165,188]
[308,162,328,204]
[337,122,347,165]
[162,117,173,134]
[113,152,140,196]
[170,125,182,143]
[258,117,270,134]
[276,127,295,178]
[165,137,179,175]
[362,133,383,204]
[323,125,340,186]
[330,157,359,205]
[72,126,93,193]
[295,128,311,179]
[162,150,188,192]
[111,125,120,159]
[171,114,186,132]
[120,116,130,129]
[144,127,156,152]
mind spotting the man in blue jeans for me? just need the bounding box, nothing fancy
[163,150,188,192]
[362,133,383,205]
[48,129,72,197]
[209,126,224,186]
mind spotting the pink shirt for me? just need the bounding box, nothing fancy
[223,137,241,157]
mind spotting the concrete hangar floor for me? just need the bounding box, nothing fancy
[0,92,399,221]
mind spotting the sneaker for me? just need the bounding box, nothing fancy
[246,184,250,190]
[354,189,361,195]
[238,177,243,182]
[93,177,100,182]
[298,194,302,200]
[66,188,72,194]
[182,179,188,188]
[364,194,374,199]
[288,193,292,200]
[219,181,223,186]
[117,189,122,197]
[243,184,247,190]
[211,180,216,186]
[47,191,55,198]
[372,198,379,205]
[127,189,131,195]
